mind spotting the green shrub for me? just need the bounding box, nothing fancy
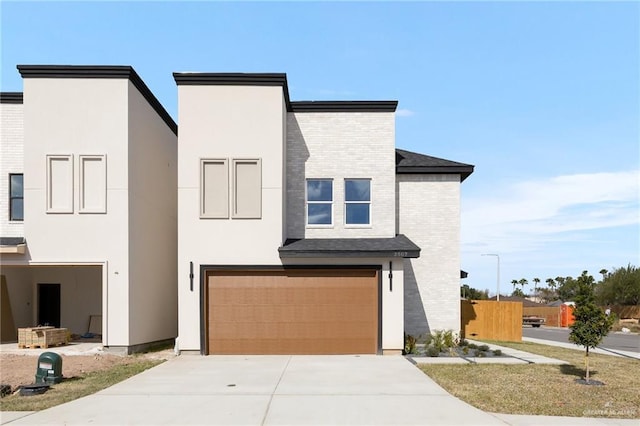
[493,349,502,356]
[403,333,417,355]
[443,330,458,349]
[468,343,478,350]
[458,339,469,347]
[430,329,459,353]
[462,346,470,355]
[423,333,433,346]
[476,351,486,358]
[431,330,445,352]
[427,346,441,357]
[479,344,490,352]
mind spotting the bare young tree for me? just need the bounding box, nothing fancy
[569,271,614,384]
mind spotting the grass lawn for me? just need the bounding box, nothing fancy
[1,359,163,412]
[419,341,639,419]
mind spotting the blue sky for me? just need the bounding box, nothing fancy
[2,1,638,295]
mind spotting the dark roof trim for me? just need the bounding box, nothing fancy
[291,101,398,113]
[17,65,177,135]
[173,72,287,86]
[173,72,291,111]
[0,92,23,104]
[396,148,475,182]
[0,237,26,254]
[278,234,420,259]
[0,237,25,245]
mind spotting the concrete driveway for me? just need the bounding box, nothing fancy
[4,355,505,425]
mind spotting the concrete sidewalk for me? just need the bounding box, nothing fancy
[522,337,640,360]
[412,339,568,365]
[0,341,104,357]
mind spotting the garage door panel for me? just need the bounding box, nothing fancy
[210,303,376,324]
[213,338,377,355]
[211,283,376,305]
[207,269,379,355]
[210,320,377,340]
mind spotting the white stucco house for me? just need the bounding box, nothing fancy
[0,66,178,353]
[174,72,473,355]
[1,65,473,355]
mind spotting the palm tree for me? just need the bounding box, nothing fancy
[533,277,541,300]
[599,269,608,282]
[546,278,558,301]
[518,278,529,296]
[511,279,518,293]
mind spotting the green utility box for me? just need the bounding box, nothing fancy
[35,352,63,384]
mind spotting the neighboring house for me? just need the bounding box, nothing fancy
[174,73,473,355]
[1,66,472,355]
[0,66,178,353]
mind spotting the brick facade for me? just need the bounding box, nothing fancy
[0,102,24,237]
[397,174,462,336]
[286,112,396,239]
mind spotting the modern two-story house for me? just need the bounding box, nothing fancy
[1,65,472,355]
[174,73,473,355]
[0,66,178,353]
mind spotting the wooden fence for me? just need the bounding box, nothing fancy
[523,306,561,327]
[461,300,522,342]
[610,305,640,319]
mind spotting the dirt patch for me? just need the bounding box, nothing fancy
[0,350,174,392]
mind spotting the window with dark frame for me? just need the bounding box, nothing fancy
[9,173,23,221]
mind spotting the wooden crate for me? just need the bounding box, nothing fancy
[18,327,69,349]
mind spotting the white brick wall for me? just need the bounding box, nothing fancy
[0,102,24,238]
[286,112,396,239]
[397,174,461,337]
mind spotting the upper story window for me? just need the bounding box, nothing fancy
[306,179,333,226]
[9,173,23,221]
[345,179,371,226]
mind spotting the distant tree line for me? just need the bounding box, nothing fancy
[460,284,489,300]
[462,264,639,305]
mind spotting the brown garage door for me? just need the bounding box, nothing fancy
[206,268,379,355]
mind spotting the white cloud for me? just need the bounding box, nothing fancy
[462,170,640,254]
[396,108,415,117]
[461,170,639,294]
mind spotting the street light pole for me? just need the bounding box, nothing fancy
[481,253,500,302]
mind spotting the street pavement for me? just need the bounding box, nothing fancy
[522,327,639,354]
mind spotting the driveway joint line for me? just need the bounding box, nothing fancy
[261,355,291,426]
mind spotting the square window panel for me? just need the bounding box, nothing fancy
[346,203,370,225]
[307,180,333,202]
[345,179,370,201]
[308,203,332,225]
